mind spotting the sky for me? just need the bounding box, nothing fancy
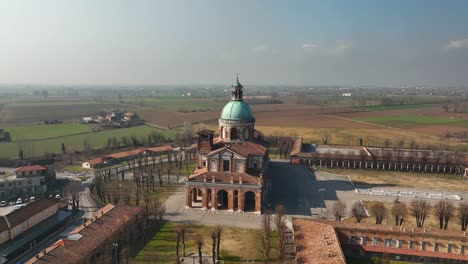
[1,0,468,86]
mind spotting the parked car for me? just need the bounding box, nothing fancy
[9,201,15,206]
[30,196,35,201]
[16,198,22,204]
[55,194,60,199]
[0,201,6,207]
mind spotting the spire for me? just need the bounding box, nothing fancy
[236,73,239,83]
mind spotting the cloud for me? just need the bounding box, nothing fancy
[302,43,319,49]
[445,39,468,50]
[252,45,268,53]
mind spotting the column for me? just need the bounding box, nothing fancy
[228,190,234,212]
[255,191,262,214]
[211,189,217,211]
[237,191,244,213]
[185,187,192,209]
[201,188,208,210]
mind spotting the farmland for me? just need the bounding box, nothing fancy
[355,115,468,128]
[4,123,92,141]
[0,125,170,160]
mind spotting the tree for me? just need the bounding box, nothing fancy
[210,228,217,264]
[215,225,222,261]
[275,205,287,263]
[391,199,408,226]
[459,201,468,231]
[180,224,186,257]
[370,202,387,224]
[259,211,272,264]
[434,200,455,229]
[352,201,367,223]
[175,227,183,264]
[410,199,431,227]
[61,142,66,154]
[64,181,82,211]
[18,147,24,160]
[195,236,204,264]
[332,200,347,221]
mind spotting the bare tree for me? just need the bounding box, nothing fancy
[458,201,468,231]
[351,201,367,223]
[370,202,387,225]
[195,236,204,264]
[180,224,186,257]
[210,228,217,264]
[410,199,431,227]
[64,181,82,211]
[434,200,455,229]
[259,211,272,264]
[332,200,347,221]
[175,227,182,264]
[214,225,222,261]
[391,199,408,226]
[275,205,287,263]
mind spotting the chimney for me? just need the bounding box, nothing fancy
[230,177,233,184]
[212,176,216,183]
[239,177,242,184]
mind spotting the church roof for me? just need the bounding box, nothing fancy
[220,100,255,121]
[207,141,267,158]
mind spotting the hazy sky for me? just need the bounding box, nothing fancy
[1,0,468,86]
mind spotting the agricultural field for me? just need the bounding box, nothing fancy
[0,125,170,160]
[0,100,125,125]
[4,123,92,141]
[135,222,272,263]
[354,115,468,128]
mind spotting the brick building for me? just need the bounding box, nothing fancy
[185,77,269,214]
[26,204,144,264]
[293,218,468,263]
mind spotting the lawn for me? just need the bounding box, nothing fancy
[355,115,468,128]
[100,181,180,205]
[4,123,92,141]
[135,222,270,263]
[0,125,172,160]
[320,168,468,192]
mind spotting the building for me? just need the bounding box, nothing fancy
[293,218,468,264]
[185,76,269,214]
[290,139,467,176]
[26,204,144,264]
[0,165,53,201]
[82,145,173,169]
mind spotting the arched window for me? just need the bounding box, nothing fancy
[231,128,237,140]
[244,129,249,140]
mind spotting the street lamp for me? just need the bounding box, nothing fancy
[113,243,119,264]
[318,189,326,219]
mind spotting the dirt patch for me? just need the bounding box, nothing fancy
[408,125,468,137]
[255,110,377,128]
[336,107,468,120]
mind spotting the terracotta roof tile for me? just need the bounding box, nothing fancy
[6,198,59,228]
[14,165,47,172]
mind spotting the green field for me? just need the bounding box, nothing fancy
[135,222,270,263]
[356,103,440,111]
[5,123,92,141]
[0,125,171,160]
[355,115,468,127]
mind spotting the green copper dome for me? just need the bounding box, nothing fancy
[220,101,254,121]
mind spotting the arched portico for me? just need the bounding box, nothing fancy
[244,191,256,212]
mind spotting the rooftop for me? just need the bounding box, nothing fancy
[293,218,346,264]
[1,198,59,231]
[14,165,47,173]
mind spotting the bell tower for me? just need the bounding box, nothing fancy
[231,74,243,101]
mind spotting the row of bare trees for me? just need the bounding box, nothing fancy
[174,225,222,264]
[260,205,289,264]
[341,198,468,231]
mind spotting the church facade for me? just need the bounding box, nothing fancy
[185,77,269,214]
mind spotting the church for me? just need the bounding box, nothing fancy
[185,76,269,214]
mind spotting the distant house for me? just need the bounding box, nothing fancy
[79,117,95,124]
[123,112,139,121]
[342,93,352,97]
